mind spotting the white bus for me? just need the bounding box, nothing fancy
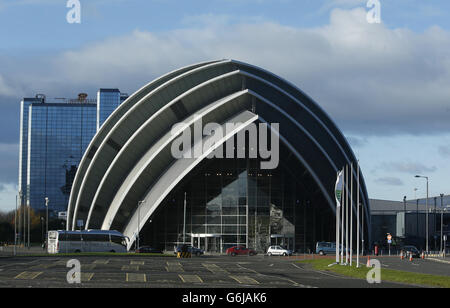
[47,230,129,254]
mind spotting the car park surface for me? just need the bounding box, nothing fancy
[0,254,426,288]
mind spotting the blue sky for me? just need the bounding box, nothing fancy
[1,0,450,211]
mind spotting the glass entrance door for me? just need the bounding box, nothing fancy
[207,237,220,253]
[199,237,206,251]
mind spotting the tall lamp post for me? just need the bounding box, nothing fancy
[40,217,44,244]
[45,197,49,246]
[415,175,429,253]
[137,200,145,252]
[441,206,447,255]
[14,195,17,256]
[403,196,407,237]
[440,194,444,254]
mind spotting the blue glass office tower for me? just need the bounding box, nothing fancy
[18,97,44,207]
[27,101,97,213]
[97,89,128,131]
[19,90,127,215]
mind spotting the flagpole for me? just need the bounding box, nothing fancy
[335,171,339,263]
[335,169,343,264]
[341,166,345,264]
[345,164,349,265]
[356,160,360,267]
[350,163,353,267]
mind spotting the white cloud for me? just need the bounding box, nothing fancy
[0,182,17,212]
[4,8,450,135]
[381,161,437,175]
[375,177,404,186]
[0,74,18,97]
[438,145,450,157]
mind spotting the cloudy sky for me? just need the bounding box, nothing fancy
[0,0,449,211]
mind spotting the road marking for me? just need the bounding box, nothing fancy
[131,260,145,265]
[202,263,229,274]
[291,262,352,279]
[428,258,450,265]
[82,264,96,271]
[166,261,184,272]
[126,273,146,282]
[179,274,203,283]
[93,259,109,264]
[15,272,43,280]
[229,275,259,285]
[238,262,315,288]
[291,263,303,269]
[81,273,94,282]
[30,263,54,270]
[122,265,139,271]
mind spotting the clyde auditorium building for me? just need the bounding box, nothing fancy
[67,60,371,253]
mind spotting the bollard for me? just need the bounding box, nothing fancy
[177,251,192,258]
[366,256,371,267]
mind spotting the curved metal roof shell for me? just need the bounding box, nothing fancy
[67,59,371,249]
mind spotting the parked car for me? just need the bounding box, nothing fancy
[226,245,257,256]
[174,245,205,256]
[401,245,420,258]
[315,242,350,255]
[267,246,292,256]
[316,242,337,255]
[136,246,162,253]
[190,246,205,256]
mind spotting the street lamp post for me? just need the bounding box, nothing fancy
[45,197,49,248]
[441,206,448,255]
[415,175,429,253]
[403,196,407,237]
[440,194,444,253]
[137,200,145,252]
[40,217,44,244]
[183,192,187,244]
[14,195,17,256]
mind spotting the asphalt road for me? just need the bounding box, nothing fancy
[0,255,424,288]
[375,256,450,276]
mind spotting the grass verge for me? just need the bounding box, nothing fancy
[298,259,450,288]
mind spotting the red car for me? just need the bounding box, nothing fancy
[226,246,257,256]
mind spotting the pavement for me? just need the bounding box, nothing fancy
[0,255,426,288]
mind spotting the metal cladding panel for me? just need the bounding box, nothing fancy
[86,74,245,228]
[240,70,370,225]
[100,90,251,230]
[236,60,370,215]
[69,59,370,243]
[107,95,253,231]
[122,110,258,249]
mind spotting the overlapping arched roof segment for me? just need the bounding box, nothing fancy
[67,59,371,249]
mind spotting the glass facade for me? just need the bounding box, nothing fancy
[97,89,128,131]
[140,141,335,253]
[19,90,126,215]
[26,103,97,214]
[18,98,43,205]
